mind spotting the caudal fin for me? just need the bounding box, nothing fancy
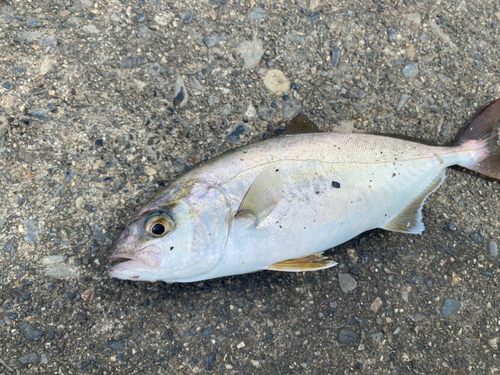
[454,98,500,180]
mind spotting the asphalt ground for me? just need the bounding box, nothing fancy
[0,0,499,373]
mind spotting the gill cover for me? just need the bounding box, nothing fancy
[159,185,232,282]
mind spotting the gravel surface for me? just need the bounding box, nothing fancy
[1,0,500,373]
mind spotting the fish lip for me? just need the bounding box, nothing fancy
[108,246,162,272]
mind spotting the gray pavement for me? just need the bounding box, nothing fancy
[1,0,500,373]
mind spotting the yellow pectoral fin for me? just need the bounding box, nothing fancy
[267,254,338,272]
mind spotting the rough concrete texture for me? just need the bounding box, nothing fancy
[1,0,500,373]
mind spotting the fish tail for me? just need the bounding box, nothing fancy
[454,98,500,180]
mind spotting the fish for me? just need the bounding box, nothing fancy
[108,99,500,283]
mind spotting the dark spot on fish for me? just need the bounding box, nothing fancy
[275,169,279,172]
[331,181,341,188]
[315,191,320,194]
[392,173,396,177]
[132,276,140,279]
[170,246,174,251]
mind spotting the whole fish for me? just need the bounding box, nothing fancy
[108,99,500,283]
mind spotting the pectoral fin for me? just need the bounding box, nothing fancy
[236,166,284,226]
[267,254,338,272]
[382,171,446,234]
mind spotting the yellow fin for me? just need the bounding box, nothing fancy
[382,171,446,234]
[284,112,322,134]
[236,165,283,226]
[267,254,337,272]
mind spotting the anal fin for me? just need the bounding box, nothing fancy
[267,254,338,272]
[382,171,446,234]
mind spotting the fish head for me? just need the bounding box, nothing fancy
[108,183,231,282]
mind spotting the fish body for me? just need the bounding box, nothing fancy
[108,100,500,283]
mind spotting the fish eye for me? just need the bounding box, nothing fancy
[145,212,175,238]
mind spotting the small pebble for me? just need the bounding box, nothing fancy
[401,63,419,78]
[282,99,302,118]
[250,8,265,21]
[307,12,319,25]
[203,34,220,48]
[396,94,409,111]
[441,298,461,317]
[338,328,359,344]
[27,110,50,121]
[204,353,216,371]
[338,273,357,293]
[11,66,27,75]
[18,352,39,365]
[370,297,383,313]
[227,124,250,143]
[331,48,340,67]
[3,81,11,89]
[106,340,124,351]
[263,70,290,95]
[489,241,498,257]
[19,322,44,340]
[387,26,397,42]
[26,17,41,28]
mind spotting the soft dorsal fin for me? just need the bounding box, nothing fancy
[382,171,446,234]
[235,165,284,226]
[267,254,337,272]
[284,112,322,134]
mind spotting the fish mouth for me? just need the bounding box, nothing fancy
[108,246,161,274]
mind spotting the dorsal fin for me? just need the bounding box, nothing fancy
[235,165,284,226]
[382,171,446,234]
[284,112,322,135]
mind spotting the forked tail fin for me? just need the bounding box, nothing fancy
[454,98,500,180]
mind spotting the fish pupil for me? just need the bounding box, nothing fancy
[151,223,165,235]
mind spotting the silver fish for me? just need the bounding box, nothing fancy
[108,99,500,283]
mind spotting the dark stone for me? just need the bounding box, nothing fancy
[26,17,41,27]
[12,288,30,301]
[338,328,360,344]
[3,81,11,89]
[387,26,397,42]
[62,292,77,300]
[11,66,27,74]
[111,179,126,193]
[331,48,340,67]
[119,57,136,69]
[227,124,250,143]
[183,14,193,23]
[107,340,124,351]
[202,327,213,337]
[250,8,265,21]
[441,298,461,317]
[18,352,39,365]
[307,12,319,25]
[137,14,146,23]
[204,352,216,371]
[27,110,50,120]
[95,139,103,147]
[7,312,18,320]
[3,237,17,259]
[332,181,341,188]
[19,321,44,340]
[203,34,220,48]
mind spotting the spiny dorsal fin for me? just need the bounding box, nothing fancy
[382,171,446,234]
[267,254,337,272]
[235,165,284,226]
[284,112,322,135]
